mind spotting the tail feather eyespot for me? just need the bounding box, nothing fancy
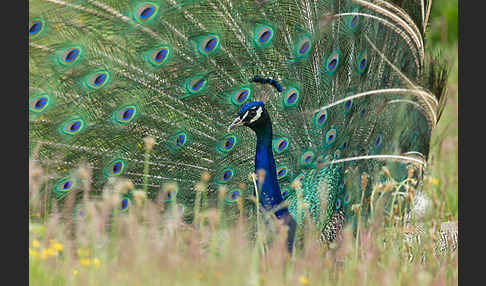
[135,3,159,23]
[255,25,274,48]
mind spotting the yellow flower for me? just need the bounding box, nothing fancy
[298,276,309,285]
[431,178,439,186]
[80,258,91,267]
[47,247,59,257]
[40,249,49,260]
[32,240,40,248]
[51,242,63,252]
[73,269,79,276]
[29,248,38,259]
[93,258,101,269]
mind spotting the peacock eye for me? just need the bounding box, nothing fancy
[356,50,368,74]
[296,36,312,59]
[29,18,45,38]
[56,178,73,191]
[218,135,237,153]
[343,99,353,113]
[273,137,290,154]
[230,87,251,106]
[325,128,337,145]
[186,76,207,94]
[300,151,315,166]
[344,193,351,204]
[224,189,240,203]
[135,3,159,23]
[334,149,341,159]
[73,204,86,220]
[120,198,130,211]
[374,134,383,152]
[53,177,75,198]
[162,187,178,202]
[60,118,85,136]
[175,133,187,147]
[276,166,289,180]
[281,188,290,198]
[200,35,220,54]
[325,51,340,74]
[348,7,360,30]
[335,199,342,209]
[104,159,126,177]
[148,46,170,66]
[313,109,328,128]
[341,141,348,150]
[59,47,83,66]
[293,174,305,186]
[29,95,50,113]
[283,87,300,108]
[86,71,110,89]
[254,24,274,48]
[216,168,234,184]
[114,105,137,124]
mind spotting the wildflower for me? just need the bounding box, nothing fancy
[40,249,49,260]
[51,242,63,252]
[194,182,206,193]
[200,171,211,183]
[217,185,228,200]
[46,247,59,257]
[29,248,38,259]
[256,169,266,184]
[238,182,247,190]
[381,167,391,178]
[80,258,91,267]
[298,276,309,285]
[73,269,79,276]
[133,190,147,206]
[431,178,439,186]
[32,240,40,248]
[93,258,101,269]
[290,179,301,191]
[162,182,178,194]
[248,172,257,183]
[143,136,156,151]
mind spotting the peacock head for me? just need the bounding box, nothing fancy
[227,101,270,132]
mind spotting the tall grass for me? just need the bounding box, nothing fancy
[29,124,458,286]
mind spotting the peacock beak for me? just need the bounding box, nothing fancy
[227,116,244,132]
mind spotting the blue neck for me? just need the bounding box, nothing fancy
[253,122,285,216]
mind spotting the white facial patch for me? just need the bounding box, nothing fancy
[241,110,250,121]
[249,106,263,123]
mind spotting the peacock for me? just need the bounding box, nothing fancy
[29,0,448,252]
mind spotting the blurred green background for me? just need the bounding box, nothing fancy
[426,0,458,218]
[428,0,458,47]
